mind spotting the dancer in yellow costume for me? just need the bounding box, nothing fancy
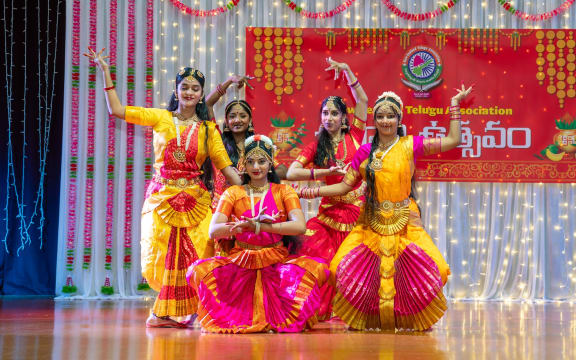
[85,48,241,328]
[298,85,472,331]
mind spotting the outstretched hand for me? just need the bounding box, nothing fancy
[83,47,109,71]
[451,84,474,104]
[229,74,255,90]
[325,57,350,81]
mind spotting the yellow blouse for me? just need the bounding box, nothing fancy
[125,106,232,173]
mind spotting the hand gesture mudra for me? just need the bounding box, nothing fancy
[229,74,255,90]
[325,57,350,81]
[83,47,109,71]
[329,163,350,176]
[452,84,474,104]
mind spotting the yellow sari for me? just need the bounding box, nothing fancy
[331,135,450,331]
[126,106,232,317]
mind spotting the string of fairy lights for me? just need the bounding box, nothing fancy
[153,0,576,300]
[47,0,576,299]
[2,1,62,255]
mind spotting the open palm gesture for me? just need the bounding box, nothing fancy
[83,47,109,71]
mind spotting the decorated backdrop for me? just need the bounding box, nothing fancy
[55,1,576,301]
[246,27,576,182]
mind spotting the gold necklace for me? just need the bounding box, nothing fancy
[332,134,347,167]
[172,112,200,124]
[171,115,199,163]
[246,182,269,193]
[377,135,399,151]
[371,136,399,171]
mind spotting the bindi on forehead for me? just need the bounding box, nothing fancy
[230,105,249,115]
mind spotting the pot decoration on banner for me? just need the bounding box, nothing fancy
[268,112,296,152]
[538,115,576,161]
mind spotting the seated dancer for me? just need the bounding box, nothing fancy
[207,78,288,255]
[187,135,329,333]
[298,85,472,331]
[85,48,242,328]
[286,57,368,320]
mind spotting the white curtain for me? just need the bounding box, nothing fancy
[57,0,576,300]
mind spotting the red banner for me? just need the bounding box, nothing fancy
[245,28,576,183]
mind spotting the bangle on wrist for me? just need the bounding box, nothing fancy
[348,79,359,88]
[217,84,226,97]
[104,85,115,91]
[254,221,261,235]
[310,168,315,180]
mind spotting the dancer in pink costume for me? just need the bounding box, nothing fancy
[188,135,329,333]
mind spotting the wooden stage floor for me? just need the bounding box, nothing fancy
[0,298,574,359]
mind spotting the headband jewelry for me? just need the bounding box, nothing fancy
[244,134,275,164]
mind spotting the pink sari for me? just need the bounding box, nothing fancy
[187,184,329,333]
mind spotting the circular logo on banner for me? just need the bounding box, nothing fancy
[402,46,442,85]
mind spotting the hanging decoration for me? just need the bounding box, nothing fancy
[389,29,422,50]
[423,29,458,50]
[282,0,356,18]
[497,0,575,22]
[458,28,503,54]
[345,29,387,53]
[381,0,460,21]
[251,27,304,105]
[169,0,240,17]
[314,29,347,50]
[535,30,576,108]
[83,0,97,274]
[102,0,118,294]
[139,0,154,291]
[502,30,534,51]
[62,0,82,294]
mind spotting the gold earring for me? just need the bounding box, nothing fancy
[341,123,348,130]
[248,123,254,132]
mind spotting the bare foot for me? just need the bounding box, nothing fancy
[145,313,188,329]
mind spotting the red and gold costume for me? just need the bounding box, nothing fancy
[295,116,366,320]
[125,106,231,317]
